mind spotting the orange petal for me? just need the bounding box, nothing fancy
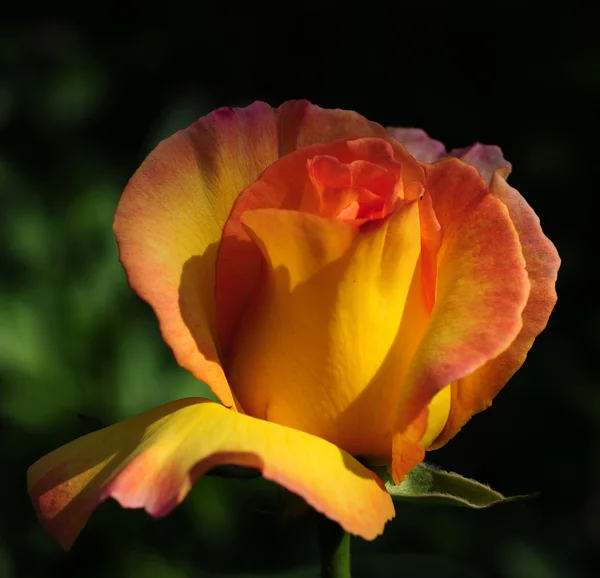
[390,378,452,484]
[388,359,453,485]
[226,202,424,460]
[418,190,442,311]
[391,408,428,485]
[27,398,394,550]
[277,100,413,163]
[114,101,414,408]
[430,171,560,448]
[393,159,531,448]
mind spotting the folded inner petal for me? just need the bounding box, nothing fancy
[28,398,394,550]
[227,202,424,460]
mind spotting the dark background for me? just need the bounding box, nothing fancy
[1,4,597,577]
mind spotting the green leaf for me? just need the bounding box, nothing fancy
[373,463,538,508]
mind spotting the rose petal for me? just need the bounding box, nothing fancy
[226,202,425,461]
[114,102,284,408]
[391,406,428,484]
[387,127,512,185]
[387,127,447,163]
[389,382,452,484]
[449,143,512,184]
[392,159,531,456]
[28,398,394,550]
[430,171,560,448]
[418,190,442,312]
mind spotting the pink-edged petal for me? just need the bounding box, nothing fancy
[114,101,284,409]
[278,100,395,154]
[449,143,512,184]
[387,126,512,186]
[392,159,530,452]
[386,127,447,163]
[430,171,560,448]
[28,398,394,550]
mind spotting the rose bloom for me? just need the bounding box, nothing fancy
[27,101,559,549]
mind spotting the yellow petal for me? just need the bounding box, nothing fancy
[227,202,423,460]
[28,399,394,550]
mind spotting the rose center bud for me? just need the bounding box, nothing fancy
[216,137,450,463]
[305,155,402,221]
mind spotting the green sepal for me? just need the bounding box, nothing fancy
[373,462,538,508]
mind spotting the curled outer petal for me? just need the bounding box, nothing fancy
[430,171,560,448]
[114,101,403,409]
[27,399,394,550]
[392,159,531,477]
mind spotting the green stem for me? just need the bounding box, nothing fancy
[318,514,351,578]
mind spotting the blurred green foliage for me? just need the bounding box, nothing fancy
[1,11,598,578]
